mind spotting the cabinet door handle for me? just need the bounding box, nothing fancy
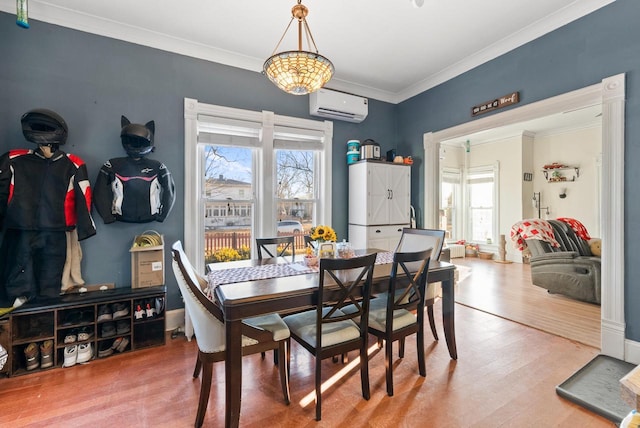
[375,229,381,234]
[390,189,393,199]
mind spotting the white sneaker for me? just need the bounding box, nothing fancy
[76,343,93,364]
[64,345,78,367]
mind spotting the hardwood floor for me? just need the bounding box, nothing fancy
[453,257,601,348]
[0,302,613,427]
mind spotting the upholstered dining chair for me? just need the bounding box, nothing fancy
[256,236,295,260]
[282,253,377,421]
[171,241,290,427]
[360,248,432,396]
[394,228,446,340]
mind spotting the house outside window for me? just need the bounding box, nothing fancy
[466,163,499,243]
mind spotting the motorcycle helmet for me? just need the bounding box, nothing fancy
[120,115,155,157]
[21,109,68,145]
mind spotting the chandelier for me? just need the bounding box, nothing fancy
[263,1,334,95]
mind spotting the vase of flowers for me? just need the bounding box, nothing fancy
[309,225,337,258]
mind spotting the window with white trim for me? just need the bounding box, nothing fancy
[440,167,462,241]
[183,99,333,268]
[466,163,499,243]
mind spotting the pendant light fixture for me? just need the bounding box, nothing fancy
[263,0,334,95]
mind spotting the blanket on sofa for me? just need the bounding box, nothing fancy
[510,218,560,251]
[556,217,592,241]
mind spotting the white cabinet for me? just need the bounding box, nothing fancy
[348,224,407,252]
[348,161,410,226]
[348,161,411,251]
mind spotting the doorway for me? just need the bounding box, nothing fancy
[423,74,626,360]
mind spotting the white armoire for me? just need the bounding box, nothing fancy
[348,160,411,251]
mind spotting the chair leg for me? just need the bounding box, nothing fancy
[417,326,426,377]
[399,338,405,358]
[360,341,370,401]
[385,337,394,396]
[278,340,290,405]
[427,303,439,340]
[273,349,279,365]
[315,355,322,421]
[195,357,213,428]
[193,355,202,378]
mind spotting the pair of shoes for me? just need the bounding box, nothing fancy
[112,302,129,319]
[78,326,94,341]
[111,337,129,353]
[98,341,114,358]
[24,342,39,371]
[76,343,93,364]
[101,322,116,338]
[97,305,112,322]
[40,340,53,368]
[133,299,157,320]
[61,311,81,326]
[116,320,130,335]
[63,345,77,367]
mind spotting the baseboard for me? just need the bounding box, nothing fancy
[165,308,184,332]
[625,339,640,365]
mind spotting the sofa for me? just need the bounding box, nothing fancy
[511,219,600,304]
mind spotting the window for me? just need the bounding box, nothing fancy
[466,164,499,243]
[440,167,462,241]
[184,99,333,269]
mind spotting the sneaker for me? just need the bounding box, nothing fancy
[40,340,53,369]
[0,344,8,371]
[111,337,123,351]
[155,297,165,316]
[115,337,129,353]
[134,303,145,320]
[98,341,114,358]
[97,305,112,322]
[145,300,156,318]
[77,326,94,341]
[76,343,93,363]
[116,319,130,335]
[101,322,116,338]
[63,345,78,368]
[64,329,78,344]
[24,342,39,371]
[112,303,129,319]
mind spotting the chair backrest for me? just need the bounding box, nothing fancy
[256,236,295,259]
[171,241,226,353]
[396,228,445,261]
[316,253,377,347]
[387,249,432,321]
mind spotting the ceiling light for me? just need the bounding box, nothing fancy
[263,1,334,95]
[410,0,425,8]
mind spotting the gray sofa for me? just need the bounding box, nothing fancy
[526,220,600,304]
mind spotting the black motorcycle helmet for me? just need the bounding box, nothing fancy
[120,115,155,157]
[21,109,68,145]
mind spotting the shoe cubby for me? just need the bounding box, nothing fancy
[0,286,166,377]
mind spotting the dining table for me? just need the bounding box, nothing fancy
[208,250,457,428]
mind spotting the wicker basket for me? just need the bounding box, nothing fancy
[478,252,494,260]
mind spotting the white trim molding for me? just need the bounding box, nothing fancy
[424,73,627,360]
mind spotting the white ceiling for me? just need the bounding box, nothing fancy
[0,0,614,104]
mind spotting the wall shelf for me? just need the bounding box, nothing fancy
[542,165,579,182]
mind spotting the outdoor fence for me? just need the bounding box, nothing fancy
[205,230,307,254]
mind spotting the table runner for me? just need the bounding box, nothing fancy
[208,251,395,287]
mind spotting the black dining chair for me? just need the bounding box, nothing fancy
[256,236,295,260]
[282,253,377,421]
[394,228,446,340]
[360,248,432,396]
[171,241,290,427]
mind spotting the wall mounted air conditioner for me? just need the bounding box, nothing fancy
[309,88,368,123]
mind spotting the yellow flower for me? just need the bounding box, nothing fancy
[310,225,337,242]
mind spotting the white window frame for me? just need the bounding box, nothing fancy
[183,98,333,273]
[465,163,499,243]
[440,167,462,242]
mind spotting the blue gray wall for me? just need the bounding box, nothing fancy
[0,11,395,310]
[397,0,640,339]
[1,0,639,339]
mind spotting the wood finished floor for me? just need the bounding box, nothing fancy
[453,257,601,348]
[0,304,613,427]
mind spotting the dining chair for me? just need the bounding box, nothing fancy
[394,228,446,340]
[171,241,290,427]
[282,253,377,421]
[363,248,432,396]
[256,236,295,260]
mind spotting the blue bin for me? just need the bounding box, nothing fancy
[346,151,360,165]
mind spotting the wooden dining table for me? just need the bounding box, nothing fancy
[209,251,457,428]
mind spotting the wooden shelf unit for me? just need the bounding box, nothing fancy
[0,286,166,377]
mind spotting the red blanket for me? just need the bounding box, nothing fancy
[510,219,560,251]
[556,217,591,241]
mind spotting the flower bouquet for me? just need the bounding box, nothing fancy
[308,224,337,259]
